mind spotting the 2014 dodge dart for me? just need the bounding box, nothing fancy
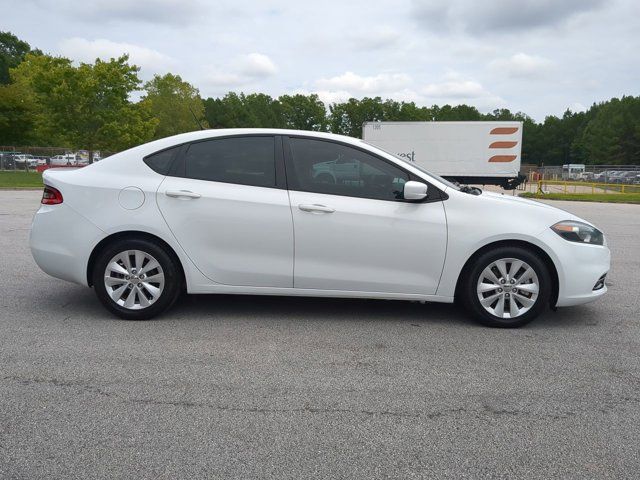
[30,129,610,327]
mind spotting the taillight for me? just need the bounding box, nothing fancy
[41,185,63,205]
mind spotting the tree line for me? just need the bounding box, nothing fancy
[1,31,639,165]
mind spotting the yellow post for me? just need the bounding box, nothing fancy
[564,182,567,194]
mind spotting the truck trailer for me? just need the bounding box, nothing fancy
[362,121,525,189]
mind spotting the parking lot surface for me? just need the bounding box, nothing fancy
[1,190,639,479]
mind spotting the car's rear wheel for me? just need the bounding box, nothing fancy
[92,238,182,320]
[461,246,551,328]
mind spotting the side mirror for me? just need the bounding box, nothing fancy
[403,180,428,200]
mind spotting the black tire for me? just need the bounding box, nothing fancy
[92,238,182,320]
[461,246,552,328]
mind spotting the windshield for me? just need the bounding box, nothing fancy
[363,142,461,191]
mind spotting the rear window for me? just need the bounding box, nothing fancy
[144,146,180,175]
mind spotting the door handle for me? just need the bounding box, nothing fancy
[298,204,335,214]
[165,190,201,199]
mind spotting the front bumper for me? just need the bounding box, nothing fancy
[540,229,611,307]
[29,204,105,286]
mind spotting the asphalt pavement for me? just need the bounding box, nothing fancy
[1,190,639,479]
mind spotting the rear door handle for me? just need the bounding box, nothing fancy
[165,190,201,199]
[298,204,335,214]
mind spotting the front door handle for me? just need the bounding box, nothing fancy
[298,204,335,214]
[165,190,201,199]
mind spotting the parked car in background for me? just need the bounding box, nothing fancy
[608,171,627,183]
[30,129,610,328]
[620,171,640,184]
[13,154,40,168]
[594,170,619,182]
[49,154,79,166]
[593,171,606,182]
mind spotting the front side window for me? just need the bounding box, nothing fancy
[184,136,276,188]
[287,138,408,201]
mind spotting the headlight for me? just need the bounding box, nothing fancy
[551,220,604,245]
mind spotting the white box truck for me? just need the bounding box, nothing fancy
[362,121,525,189]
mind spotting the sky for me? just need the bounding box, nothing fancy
[3,0,639,120]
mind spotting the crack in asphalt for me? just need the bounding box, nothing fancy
[7,374,637,421]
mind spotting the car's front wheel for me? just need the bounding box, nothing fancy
[461,246,552,328]
[92,238,182,320]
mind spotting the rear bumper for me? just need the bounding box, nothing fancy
[29,204,105,286]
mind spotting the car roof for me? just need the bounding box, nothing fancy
[87,128,452,193]
[138,128,367,153]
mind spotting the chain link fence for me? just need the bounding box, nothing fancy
[530,164,640,184]
[0,146,115,171]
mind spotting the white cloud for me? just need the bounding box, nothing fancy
[350,26,402,50]
[299,71,500,108]
[314,90,353,105]
[205,73,247,88]
[47,0,205,26]
[412,0,605,34]
[422,79,485,98]
[58,38,175,73]
[202,53,278,92]
[316,71,412,94]
[419,74,506,108]
[239,53,278,77]
[489,53,553,78]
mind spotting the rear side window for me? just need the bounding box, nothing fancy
[144,146,179,175]
[184,136,276,188]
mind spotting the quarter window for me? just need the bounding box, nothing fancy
[287,138,408,201]
[144,146,180,175]
[184,136,276,188]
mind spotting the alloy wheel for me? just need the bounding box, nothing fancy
[103,250,165,310]
[476,257,540,319]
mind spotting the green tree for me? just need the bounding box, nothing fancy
[0,82,37,144]
[204,92,257,128]
[242,93,285,128]
[278,93,327,131]
[432,104,483,121]
[328,97,386,137]
[143,73,207,139]
[578,96,640,165]
[11,53,157,159]
[204,92,287,129]
[0,31,41,85]
[9,53,73,146]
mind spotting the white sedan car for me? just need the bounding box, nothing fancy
[30,129,610,327]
